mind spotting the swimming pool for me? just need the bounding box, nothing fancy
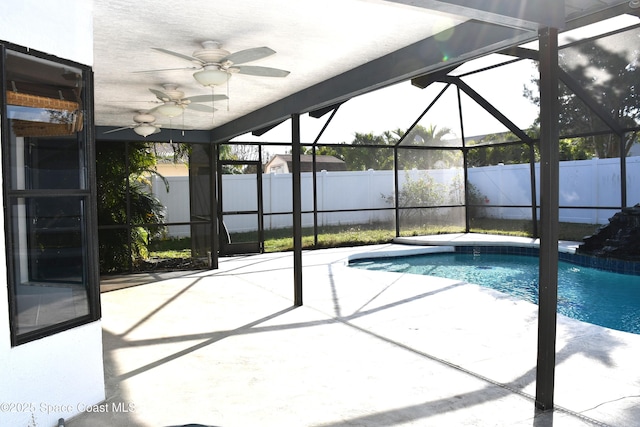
[349,249,640,334]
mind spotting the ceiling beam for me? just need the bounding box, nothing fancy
[385,0,565,30]
[411,64,460,89]
[309,102,343,119]
[210,20,533,143]
[252,122,283,137]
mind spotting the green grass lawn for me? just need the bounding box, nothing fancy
[149,219,600,259]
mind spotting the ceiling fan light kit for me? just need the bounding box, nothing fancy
[133,123,158,137]
[193,67,231,87]
[104,112,161,136]
[155,102,185,117]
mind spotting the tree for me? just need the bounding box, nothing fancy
[96,141,167,273]
[466,131,538,167]
[223,143,272,173]
[400,124,462,169]
[326,130,397,171]
[524,32,640,158]
[381,171,446,225]
[558,137,593,160]
[286,124,462,171]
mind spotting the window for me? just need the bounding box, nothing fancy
[2,47,99,345]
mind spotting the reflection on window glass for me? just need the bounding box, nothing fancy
[10,197,89,335]
[6,51,85,191]
[5,49,93,343]
[5,51,83,134]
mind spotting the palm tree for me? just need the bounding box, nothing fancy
[400,124,462,169]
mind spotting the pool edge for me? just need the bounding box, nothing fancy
[376,234,640,276]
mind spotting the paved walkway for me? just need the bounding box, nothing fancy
[68,235,640,426]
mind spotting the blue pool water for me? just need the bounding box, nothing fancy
[349,252,640,334]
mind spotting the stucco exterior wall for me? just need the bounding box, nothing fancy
[0,1,105,426]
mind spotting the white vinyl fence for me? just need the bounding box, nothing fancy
[152,157,640,236]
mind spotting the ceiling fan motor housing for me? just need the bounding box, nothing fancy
[192,41,230,64]
[133,113,156,123]
[160,83,185,100]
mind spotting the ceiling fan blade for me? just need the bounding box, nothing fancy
[221,46,276,65]
[183,94,228,103]
[103,126,132,134]
[188,104,216,113]
[233,65,290,77]
[152,47,201,63]
[132,66,198,74]
[149,88,170,100]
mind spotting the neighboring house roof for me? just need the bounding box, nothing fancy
[265,154,347,173]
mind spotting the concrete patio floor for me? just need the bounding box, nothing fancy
[68,234,640,426]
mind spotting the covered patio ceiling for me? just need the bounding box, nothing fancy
[91,0,640,415]
[94,0,633,142]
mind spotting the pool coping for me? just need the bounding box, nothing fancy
[346,234,640,276]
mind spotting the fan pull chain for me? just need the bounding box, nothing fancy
[211,86,216,125]
[226,78,230,111]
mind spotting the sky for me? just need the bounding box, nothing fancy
[232,54,541,148]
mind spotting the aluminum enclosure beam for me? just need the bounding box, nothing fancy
[500,47,625,136]
[291,113,303,306]
[210,20,533,143]
[535,26,560,411]
[385,0,566,30]
[442,75,534,142]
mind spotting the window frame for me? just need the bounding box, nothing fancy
[1,42,101,346]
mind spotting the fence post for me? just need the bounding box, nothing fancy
[320,170,327,227]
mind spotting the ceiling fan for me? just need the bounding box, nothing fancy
[147,83,228,117]
[140,41,290,87]
[103,112,161,137]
